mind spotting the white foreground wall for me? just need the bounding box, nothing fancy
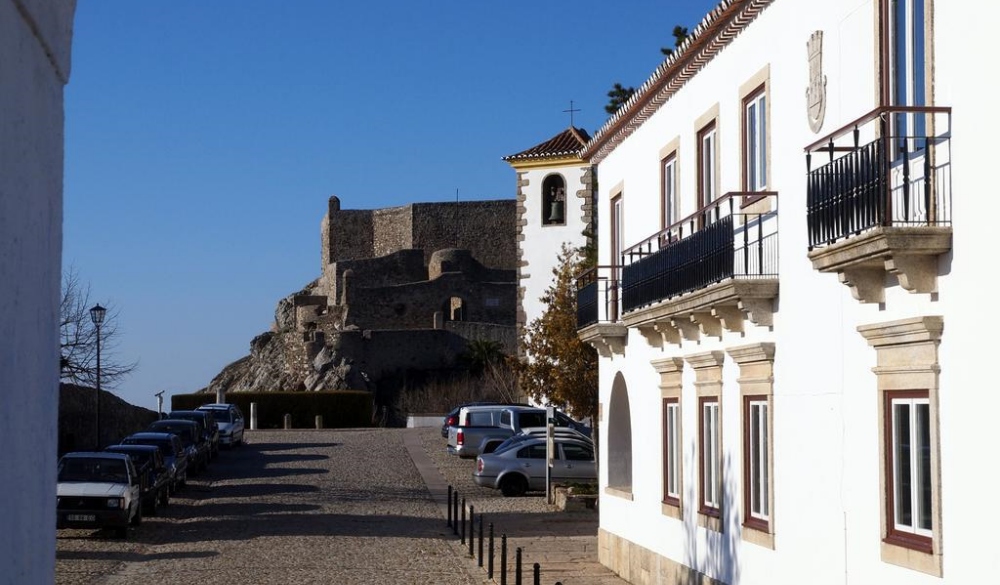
[0,1,76,582]
[592,0,1000,583]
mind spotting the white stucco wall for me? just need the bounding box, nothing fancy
[591,0,998,583]
[519,163,591,329]
[0,0,76,582]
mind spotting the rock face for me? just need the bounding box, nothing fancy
[200,198,518,408]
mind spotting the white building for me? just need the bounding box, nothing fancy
[505,126,595,341]
[575,0,1000,583]
[1,0,77,582]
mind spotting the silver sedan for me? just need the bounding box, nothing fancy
[473,436,596,497]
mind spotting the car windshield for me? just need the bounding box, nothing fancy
[208,410,231,423]
[59,458,128,483]
[126,437,174,456]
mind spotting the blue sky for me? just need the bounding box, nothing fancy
[64,0,719,410]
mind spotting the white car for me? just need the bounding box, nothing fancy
[56,452,143,538]
[197,403,245,447]
[473,436,596,497]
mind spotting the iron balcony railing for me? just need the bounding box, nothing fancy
[575,265,621,329]
[805,105,952,249]
[619,192,778,313]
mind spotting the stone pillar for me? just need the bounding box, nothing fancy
[250,402,258,430]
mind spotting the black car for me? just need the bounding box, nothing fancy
[168,410,220,459]
[121,431,189,494]
[147,419,208,474]
[105,443,170,515]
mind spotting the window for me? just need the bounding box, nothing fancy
[885,390,932,550]
[663,398,681,505]
[744,396,769,530]
[562,443,594,461]
[518,444,547,459]
[890,0,927,152]
[661,154,678,229]
[744,88,767,192]
[697,122,717,209]
[699,397,720,515]
[610,193,623,321]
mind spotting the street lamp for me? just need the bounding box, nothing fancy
[89,303,106,449]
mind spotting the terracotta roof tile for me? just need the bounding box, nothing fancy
[503,126,591,162]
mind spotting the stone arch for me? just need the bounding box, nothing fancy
[607,371,633,491]
[541,173,567,225]
[442,296,466,322]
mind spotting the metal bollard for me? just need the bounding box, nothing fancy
[478,515,484,567]
[460,497,466,544]
[315,415,323,429]
[447,485,452,527]
[533,562,540,585]
[468,505,475,556]
[515,547,522,585]
[500,534,507,585]
[250,402,257,430]
[488,523,495,579]
[452,491,459,536]
[283,413,292,429]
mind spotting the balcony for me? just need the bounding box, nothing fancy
[805,106,952,303]
[617,192,779,348]
[576,265,627,357]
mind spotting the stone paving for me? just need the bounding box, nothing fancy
[54,427,628,585]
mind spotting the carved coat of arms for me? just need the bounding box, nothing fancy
[806,30,826,133]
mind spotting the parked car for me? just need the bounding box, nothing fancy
[448,405,591,458]
[56,451,143,538]
[440,401,525,438]
[104,443,170,515]
[197,403,245,447]
[148,418,209,474]
[122,431,189,493]
[479,426,593,456]
[473,436,596,497]
[168,410,220,459]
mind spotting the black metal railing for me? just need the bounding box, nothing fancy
[575,265,621,328]
[805,105,952,249]
[618,192,778,313]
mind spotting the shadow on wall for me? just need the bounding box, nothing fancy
[682,453,741,585]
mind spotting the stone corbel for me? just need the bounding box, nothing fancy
[638,321,682,348]
[691,312,722,339]
[671,316,701,341]
[711,306,745,334]
[886,254,938,294]
[838,267,885,304]
[738,298,774,327]
[637,325,664,349]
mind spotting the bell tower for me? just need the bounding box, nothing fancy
[503,125,595,343]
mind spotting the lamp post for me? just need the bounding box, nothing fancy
[89,303,106,449]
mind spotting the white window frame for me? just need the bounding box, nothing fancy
[745,92,767,192]
[698,125,718,207]
[889,0,927,152]
[700,398,720,512]
[661,154,678,228]
[888,394,932,539]
[747,398,769,522]
[663,399,681,503]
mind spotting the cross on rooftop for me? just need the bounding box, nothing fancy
[563,100,580,127]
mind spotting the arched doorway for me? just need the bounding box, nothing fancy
[607,372,633,491]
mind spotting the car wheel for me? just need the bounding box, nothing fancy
[131,504,143,527]
[499,474,528,497]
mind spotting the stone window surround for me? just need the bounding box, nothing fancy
[685,350,724,532]
[694,104,720,211]
[659,138,681,231]
[653,357,685,520]
[858,315,943,577]
[728,342,776,550]
[739,65,771,195]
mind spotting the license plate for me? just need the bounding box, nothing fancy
[67,514,95,522]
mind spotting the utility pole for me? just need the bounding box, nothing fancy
[154,390,165,417]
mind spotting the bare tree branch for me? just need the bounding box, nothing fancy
[60,266,138,389]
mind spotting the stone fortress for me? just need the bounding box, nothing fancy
[205,196,517,406]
